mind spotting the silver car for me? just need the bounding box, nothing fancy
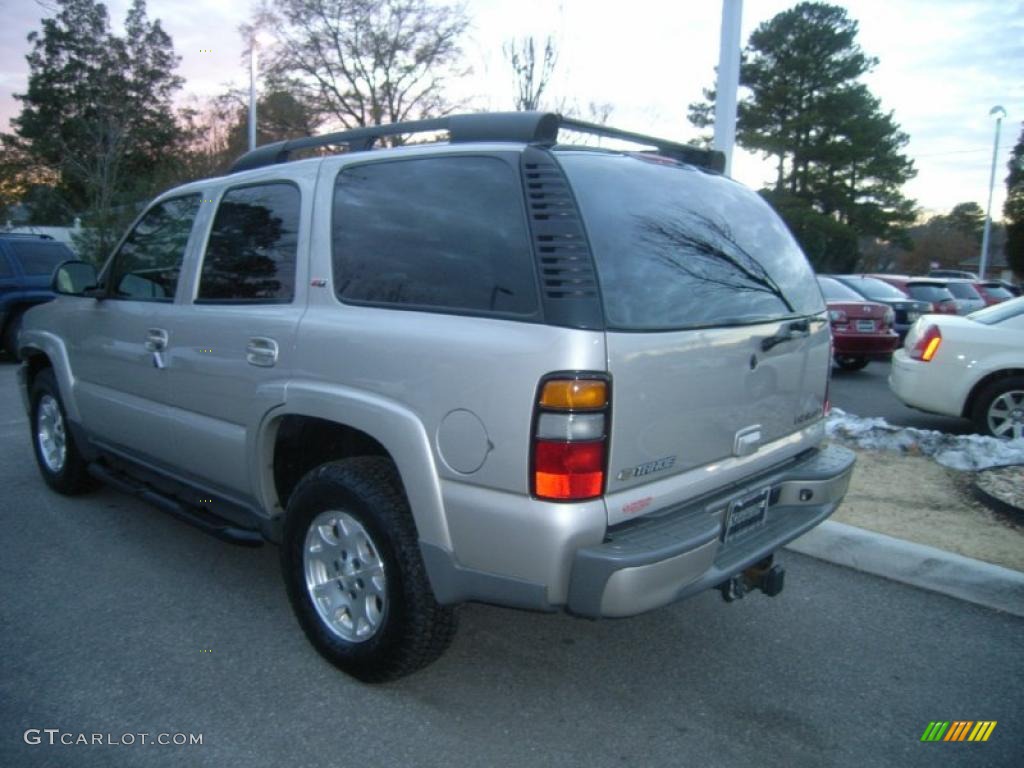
[17,112,855,681]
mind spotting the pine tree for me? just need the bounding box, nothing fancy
[1005,123,1024,279]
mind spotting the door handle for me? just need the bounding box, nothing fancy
[246,337,279,367]
[145,328,168,352]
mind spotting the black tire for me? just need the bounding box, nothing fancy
[835,356,869,371]
[281,457,457,682]
[30,369,93,494]
[2,310,23,358]
[970,375,1024,439]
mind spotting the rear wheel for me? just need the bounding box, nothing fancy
[835,356,869,371]
[971,376,1024,439]
[30,369,93,494]
[280,457,457,682]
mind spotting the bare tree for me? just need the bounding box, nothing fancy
[264,0,470,130]
[503,35,558,111]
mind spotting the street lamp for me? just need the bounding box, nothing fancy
[247,30,275,152]
[979,105,1006,280]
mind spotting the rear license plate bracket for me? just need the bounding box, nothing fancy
[722,487,770,542]
[855,319,875,332]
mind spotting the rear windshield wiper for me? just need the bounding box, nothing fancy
[761,318,810,352]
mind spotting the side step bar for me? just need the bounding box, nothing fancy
[88,463,264,547]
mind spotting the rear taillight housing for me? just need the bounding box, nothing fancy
[909,324,942,362]
[532,375,609,501]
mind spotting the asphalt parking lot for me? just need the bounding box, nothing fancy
[2,359,1021,768]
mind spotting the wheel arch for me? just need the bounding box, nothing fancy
[258,383,452,552]
[961,368,1024,418]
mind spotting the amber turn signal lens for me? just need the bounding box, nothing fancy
[539,379,607,409]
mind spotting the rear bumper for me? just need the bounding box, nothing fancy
[565,443,856,618]
[833,331,899,358]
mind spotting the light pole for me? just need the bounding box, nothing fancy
[713,0,743,177]
[979,105,1006,280]
[247,30,275,152]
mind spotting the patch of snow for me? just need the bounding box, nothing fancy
[826,408,1024,471]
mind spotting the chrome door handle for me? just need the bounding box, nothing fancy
[145,328,168,352]
[246,337,278,367]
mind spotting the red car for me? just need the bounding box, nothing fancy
[973,281,1015,306]
[817,276,900,370]
[867,274,959,315]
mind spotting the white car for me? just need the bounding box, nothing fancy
[889,296,1024,439]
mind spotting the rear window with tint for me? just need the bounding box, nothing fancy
[945,282,981,300]
[907,284,954,303]
[9,241,73,275]
[837,276,908,301]
[332,155,538,317]
[980,284,1013,300]
[817,276,863,301]
[557,152,823,330]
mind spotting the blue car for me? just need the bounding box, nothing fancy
[0,234,77,356]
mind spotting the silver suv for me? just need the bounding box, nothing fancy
[17,113,855,681]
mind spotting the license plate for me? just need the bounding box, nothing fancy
[722,487,770,542]
[856,319,875,332]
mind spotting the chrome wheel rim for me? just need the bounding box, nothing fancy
[987,389,1024,440]
[36,395,67,473]
[303,510,387,643]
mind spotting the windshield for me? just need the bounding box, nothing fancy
[817,276,864,301]
[557,152,824,331]
[969,295,1024,325]
[838,276,907,300]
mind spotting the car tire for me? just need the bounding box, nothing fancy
[30,369,93,494]
[835,356,869,371]
[971,376,1024,440]
[2,310,23,358]
[280,457,457,682]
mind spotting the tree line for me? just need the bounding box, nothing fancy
[1,0,1021,278]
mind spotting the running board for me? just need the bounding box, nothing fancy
[87,463,264,547]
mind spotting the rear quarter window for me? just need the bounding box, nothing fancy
[331,155,539,317]
[557,152,823,330]
[8,241,73,276]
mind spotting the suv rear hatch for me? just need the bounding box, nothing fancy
[557,152,828,520]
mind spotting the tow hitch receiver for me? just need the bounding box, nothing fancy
[719,555,786,602]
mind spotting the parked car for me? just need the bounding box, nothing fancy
[15,112,855,681]
[940,278,987,314]
[973,280,1015,306]
[889,296,1024,438]
[928,269,977,280]
[0,233,75,356]
[827,274,931,340]
[868,275,960,316]
[817,276,899,370]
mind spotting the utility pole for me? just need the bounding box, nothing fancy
[713,0,743,177]
[979,105,1006,279]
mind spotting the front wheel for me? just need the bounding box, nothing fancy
[972,376,1024,439]
[835,356,869,371]
[30,369,93,494]
[280,457,457,682]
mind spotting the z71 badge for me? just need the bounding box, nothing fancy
[617,456,676,481]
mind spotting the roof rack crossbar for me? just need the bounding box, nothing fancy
[229,112,723,174]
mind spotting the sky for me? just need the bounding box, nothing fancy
[0,0,1022,220]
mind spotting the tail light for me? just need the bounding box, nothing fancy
[532,375,609,501]
[828,309,847,323]
[824,336,833,416]
[883,308,895,328]
[909,325,942,362]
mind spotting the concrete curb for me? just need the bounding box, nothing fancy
[785,520,1024,618]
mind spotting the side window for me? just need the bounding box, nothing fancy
[197,183,300,302]
[0,253,12,278]
[332,156,538,316]
[109,195,200,301]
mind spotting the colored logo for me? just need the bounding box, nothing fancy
[920,721,997,742]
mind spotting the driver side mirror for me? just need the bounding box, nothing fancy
[52,260,100,297]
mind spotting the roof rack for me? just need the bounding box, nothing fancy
[229,112,725,174]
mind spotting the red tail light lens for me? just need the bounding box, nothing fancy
[909,325,942,362]
[532,375,608,501]
[534,441,604,499]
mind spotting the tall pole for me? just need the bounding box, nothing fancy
[713,0,743,177]
[248,39,257,152]
[979,105,1006,279]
